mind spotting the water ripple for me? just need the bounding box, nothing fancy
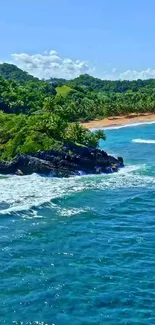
[1,123,155,324]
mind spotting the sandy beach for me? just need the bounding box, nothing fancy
[81,113,155,129]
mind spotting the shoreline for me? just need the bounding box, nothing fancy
[81,113,155,129]
[0,143,124,177]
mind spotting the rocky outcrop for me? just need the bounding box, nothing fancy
[0,143,124,177]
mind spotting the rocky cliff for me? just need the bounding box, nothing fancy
[0,143,124,177]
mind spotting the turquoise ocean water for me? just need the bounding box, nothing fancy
[1,122,155,325]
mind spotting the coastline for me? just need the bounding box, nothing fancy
[81,113,155,129]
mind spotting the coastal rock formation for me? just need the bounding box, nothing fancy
[0,143,124,177]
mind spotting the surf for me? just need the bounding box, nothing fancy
[132,139,155,144]
[91,120,155,131]
[0,163,154,215]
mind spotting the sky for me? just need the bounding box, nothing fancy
[1,0,155,80]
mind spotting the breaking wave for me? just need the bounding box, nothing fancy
[91,120,155,131]
[132,139,155,144]
[0,163,154,215]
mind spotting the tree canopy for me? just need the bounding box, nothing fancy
[0,63,39,83]
[1,63,155,160]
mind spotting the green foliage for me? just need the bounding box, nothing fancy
[0,63,39,83]
[1,63,155,161]
[67,74,155,93]
[0,75,56,114]
[1,64,155,121]
[0,111,104,160]
[56,85,73,96]
[64,123,106,148]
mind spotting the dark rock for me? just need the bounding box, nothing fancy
[118,156,124,167]
[0,143,124,177]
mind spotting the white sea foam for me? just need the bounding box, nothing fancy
[0,174,88,214]
[0,163,154,215]
[58,207,89,217]
[132,139,155,144]
[91,120,155,131]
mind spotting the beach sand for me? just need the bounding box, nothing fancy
[81,113,155,129]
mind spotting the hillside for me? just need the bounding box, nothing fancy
[67,74,155,93]
[0,63,155,119]
[0,63,155,161]
[0,63,39,83]
[1,63,155,93]
[0,64,155,117]
[0,68,105,161]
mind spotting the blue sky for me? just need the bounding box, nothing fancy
[1,0,155,80]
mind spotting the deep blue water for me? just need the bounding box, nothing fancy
[1,122,155,325]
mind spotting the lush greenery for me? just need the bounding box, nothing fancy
[0,111,106,160]
[0,65,106,160]
[1,63,155,160]
[0,63,39,83]
[50,74,155,119]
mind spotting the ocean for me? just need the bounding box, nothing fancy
[1,122,155,325]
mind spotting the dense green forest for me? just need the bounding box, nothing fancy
[0,64,106,160]
[0,62,155,160]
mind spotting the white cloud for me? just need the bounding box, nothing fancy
[101,68,155,81]
[119,68,155,80]
[10,50,93,80]
[5,50,155,81]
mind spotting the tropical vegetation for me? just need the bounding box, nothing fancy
[0,62,155,160]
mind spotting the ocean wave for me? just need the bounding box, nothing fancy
[132,139,155,144]
[0,163,154,215]
[58,207,90,217]
[91,120,155,131]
